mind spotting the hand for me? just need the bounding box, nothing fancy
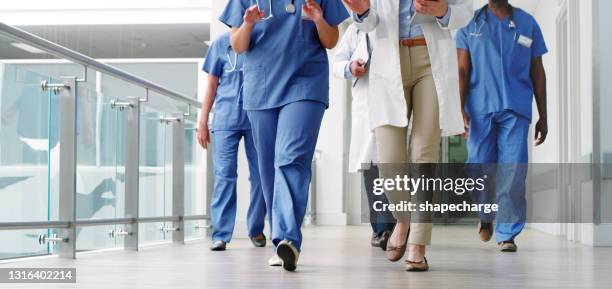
[534,118,548,146]
[303,0,324,22]
[197,120,211,149]
[415,0,448,18]
[350,59,368,78]
[243,5,265,25]
[342,0,370,15]
[462,110,470,140]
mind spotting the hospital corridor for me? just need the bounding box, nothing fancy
[0,0,611,288]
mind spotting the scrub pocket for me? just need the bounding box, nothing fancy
[242,66,267,109]
[300,20,319,44]
[510,43,532,76]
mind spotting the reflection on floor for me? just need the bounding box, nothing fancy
[2,225,611,289]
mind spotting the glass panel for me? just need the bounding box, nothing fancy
[139,222,169,245]
[76,225,120,252]
[139,106,172,218]
[184,117,205,216]
[76,69,127,222]
[0,66,55,223]
[0,229,52,260]
[184,220,206,240]
[1,33,82,226]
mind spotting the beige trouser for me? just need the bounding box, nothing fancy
[374,45,441,246]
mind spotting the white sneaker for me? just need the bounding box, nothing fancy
[276,240,299,271]
[268,254,282,267]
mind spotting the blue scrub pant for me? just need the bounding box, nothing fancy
[247,100,326,251]
[363,165,395,236]
[467,110,530,243]
[210,129,267,242]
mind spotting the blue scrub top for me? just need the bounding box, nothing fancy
[219,0,349,110]
[456,7,548,121]
[203,33,251,131]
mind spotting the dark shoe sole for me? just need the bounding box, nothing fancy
[379,231,391,251]
[277,242,297,272]
[250,235,267,248]
[499,242,518,252]
[406,257,429,272]
[500,246,518,252]
[210,244,226,251]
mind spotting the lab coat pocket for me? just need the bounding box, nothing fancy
[242,66,267,109]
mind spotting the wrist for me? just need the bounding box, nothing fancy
[199,115,209,124]
[357,7,370,17]
[312,15,325,25]
[436,6,448,18]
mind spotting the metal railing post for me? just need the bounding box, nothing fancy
[172,114,185,244]
[57,77,78,259]
[123,97,140,250]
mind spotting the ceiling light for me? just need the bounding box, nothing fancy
[10,42,47,54]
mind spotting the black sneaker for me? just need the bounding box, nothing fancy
[276,240,299,272]
[210,240,227,251]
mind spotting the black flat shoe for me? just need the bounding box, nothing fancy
[210,240,227,251]
[250,234,267,247]
[406,257,429,272]
[379,231,391,251]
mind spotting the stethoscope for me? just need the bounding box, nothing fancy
[224,47,242,73]
[256,0,298,20]
[470,4,517,40]
[223,46,245,105]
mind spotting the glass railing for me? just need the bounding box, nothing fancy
[0,23,209,260]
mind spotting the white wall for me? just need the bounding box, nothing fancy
[527,0,611,246]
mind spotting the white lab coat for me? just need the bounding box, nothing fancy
[353,0,473,136]
[332,25,377,173]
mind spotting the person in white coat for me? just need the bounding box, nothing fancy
[332,24,395,250]
[343,0,472,271]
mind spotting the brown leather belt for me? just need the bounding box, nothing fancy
[400,38,427,47]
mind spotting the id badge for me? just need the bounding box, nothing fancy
[518,35,533,48]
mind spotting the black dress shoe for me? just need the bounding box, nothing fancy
[210,240,227,251]
[250,234,267,247]
[379,231,391,251]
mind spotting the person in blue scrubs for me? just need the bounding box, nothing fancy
[197,32,267,251]
[219,0,348,271]
[456,0,548,252]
